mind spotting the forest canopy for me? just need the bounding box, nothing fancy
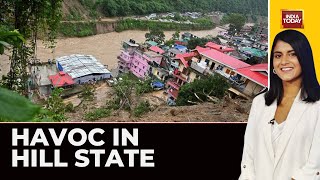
[96,0,267,17]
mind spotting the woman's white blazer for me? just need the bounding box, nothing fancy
[239,92,320,180]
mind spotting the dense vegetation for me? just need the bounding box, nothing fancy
[97,0,267,17]
[0,0,63,93]
[176,75,230,106]
[221,13,246,33]
[115,18,214,32]
[59,21,96,37]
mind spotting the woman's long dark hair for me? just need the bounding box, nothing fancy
[265,29,320,105]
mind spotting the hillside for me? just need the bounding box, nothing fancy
[62,0,268,20]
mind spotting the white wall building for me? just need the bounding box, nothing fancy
[56,54,112,84]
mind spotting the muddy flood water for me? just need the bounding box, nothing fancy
[0,27,224,77]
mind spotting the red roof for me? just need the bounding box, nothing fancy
[175,52,197,68]
[49,71,74,87]
[200,49,250,69]
[205,42,234,52]
[149,46,165,54]
[195,46,211,53]
[248,63,268,72]
[175,40,187,46]
[236,65,268,87]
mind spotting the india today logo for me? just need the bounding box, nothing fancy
[282,10,304,28]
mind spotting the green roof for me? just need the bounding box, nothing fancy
[241,47,267,58]
[146,41,158,46]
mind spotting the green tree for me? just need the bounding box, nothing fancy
[187,37,209,50]
[172,30,180,40]
[176,75,229,106]
[222,13,246,33]
[145,27,165,44]
[93,0,267,17]
[42,88,66,121]
[0,30,25,54]
[100,0,119,17]
[0,30,40,122]
[1,0,63,94]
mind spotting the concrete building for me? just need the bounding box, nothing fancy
[231,63,268,96]
[56,54,112,84]
[118,39,139,74]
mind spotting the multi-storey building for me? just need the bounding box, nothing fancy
[118,39,139,74]
[118,40,164,79]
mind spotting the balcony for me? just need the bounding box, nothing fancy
[118,60,128,66]
[190,61,206,74]
[214,69,230,78]
[167,80,181,90]
[167,88,179,100]
[117,55,132,63]
[173,71,188,82]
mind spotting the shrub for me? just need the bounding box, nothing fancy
[84,108,111,121]
[133,101,151,117]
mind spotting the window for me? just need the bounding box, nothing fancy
[216,65,223,71]
[210,62,215,70]
[205,59,210,66]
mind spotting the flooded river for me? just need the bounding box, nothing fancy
[0,27,223,77]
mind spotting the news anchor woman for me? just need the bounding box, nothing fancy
[239,29,320,180]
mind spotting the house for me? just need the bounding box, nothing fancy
[166,51,197,100]
[174,44,188,53]
[195,48,268,97]
[188,46,212,80]
[49,71,74,88]
[239,47,267,62]
[150,59,170,81]
[231,63,268,96]
[56,54,112,84]
[198,48,250,79]
[119,40,166,79]
[149,46,165,54]
[130,50,150,79]
[174,39,188,46]
[205,42,234,53]
[118,39,139,74]
[168,48,183,57]
[145,41,158,47]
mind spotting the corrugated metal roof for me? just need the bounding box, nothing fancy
[56,54,111,79]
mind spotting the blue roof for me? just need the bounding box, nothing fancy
[152,81,164,88]
[174,45,187,50]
